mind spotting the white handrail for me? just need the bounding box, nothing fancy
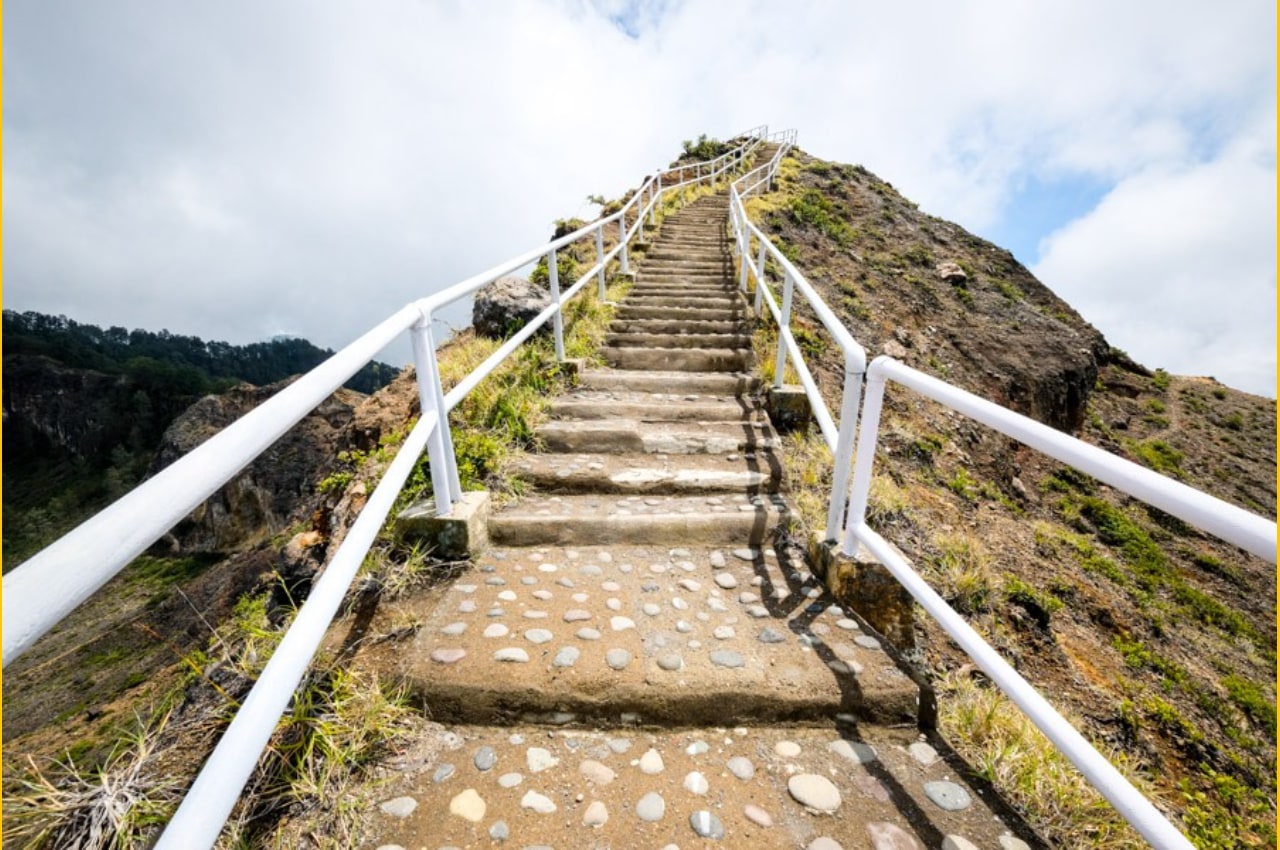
[840,356,1277,849]
[845,356,1277,563]
[140,132,763,847]
[728,140,1251,849]
[1,303,423,667]
[727,132,868,542]
[2,132,763,670]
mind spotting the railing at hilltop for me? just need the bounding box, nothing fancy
[729,138,1276,850]
[1,127,770,848]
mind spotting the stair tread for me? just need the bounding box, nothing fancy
[363,721,1023,849]
[381,542,917,728]
[511,450,783,494]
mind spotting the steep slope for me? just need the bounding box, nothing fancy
[747,148,1276,846]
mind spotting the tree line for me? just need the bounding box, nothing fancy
[3,310,399,395]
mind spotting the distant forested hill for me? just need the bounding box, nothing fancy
[2,310,401,566]
[2,310,399,395]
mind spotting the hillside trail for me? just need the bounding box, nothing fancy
[358,184,1039,849]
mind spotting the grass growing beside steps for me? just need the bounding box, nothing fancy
[396,273,631,508]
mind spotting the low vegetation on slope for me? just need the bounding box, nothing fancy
[745,149,1276,848]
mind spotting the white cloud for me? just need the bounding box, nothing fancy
[3,0,1275,393]
[1033,117,1277,395]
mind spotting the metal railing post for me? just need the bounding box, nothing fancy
[754,240,767,314]
[619,215,630,275]
[842,370,888,553]
[595,225,606,299]
[411,316,458,516]
[824,358,864,542]
[650,175,659,225]
[774,271,794,388]
[548,248,565,361]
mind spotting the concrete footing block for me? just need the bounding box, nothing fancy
[809,535,915,651]
[396,491,490,560]
[766,385,813,434]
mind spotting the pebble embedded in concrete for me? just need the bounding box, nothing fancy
[379,796,417,818]
[526,747,559,772]
[788,774,841,812]
[448,788,485,822]
[636,790,666,822]
[923,780,972,812]
[473,746,496,771]
[867,821,920,849]
[683,770,709,794]
[520,790,557,813]
[727,756,755,780]
[639,747,665,774]
[689,809,725,839]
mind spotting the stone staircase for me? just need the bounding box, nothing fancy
[362,190,1038,849]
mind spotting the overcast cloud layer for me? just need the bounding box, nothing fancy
[4,0,1275,394]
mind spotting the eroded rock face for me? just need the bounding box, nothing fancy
[152,379,364,552]
[472,275,551,340]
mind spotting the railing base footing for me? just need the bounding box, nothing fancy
[397,490,491,560]
[807,535,916,652]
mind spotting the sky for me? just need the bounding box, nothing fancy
[4,1,1275,395]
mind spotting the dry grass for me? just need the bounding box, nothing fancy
[3,711,178,850]
[936,672,1154,849]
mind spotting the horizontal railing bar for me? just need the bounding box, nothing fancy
[869,357,1276,562]
[1,302,424,668]
[154,411,438,848]
[849,523,1196,850]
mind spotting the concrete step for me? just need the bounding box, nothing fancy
[576,369,759,395]
[536,419,776,455]
[488,495,790,545]
[628,282,738,293]
[602,346,752,372]
[511,451,783,495]
[644,248,729,260]
[639,262,730,273]
[550,391,758,421]
[632,277,736,288]
[615,305,748,321]
[380,543,917,724]
[620,293,742,307]
[610,319,744,335]
[605,333,754,349]
[362,721,1028,850]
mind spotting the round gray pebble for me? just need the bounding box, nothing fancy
[605,648,632,670]
[473,746,497,771]
[924,780,972,811]
[552,646,580,668]
[488,820,509,840]
[432,763,455,783]
[757,627,786,643]
[636,791,665,822]
[689,810,725,839]
[710,650,745,668]
[727,756,755,780]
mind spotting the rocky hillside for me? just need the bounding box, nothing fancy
[749,149,1276,846]
[1,370,421,745]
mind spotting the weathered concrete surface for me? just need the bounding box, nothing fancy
[488,494,790,546]
[512,451,784,495]
[394,544,918,726]
[535,419,776,454]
